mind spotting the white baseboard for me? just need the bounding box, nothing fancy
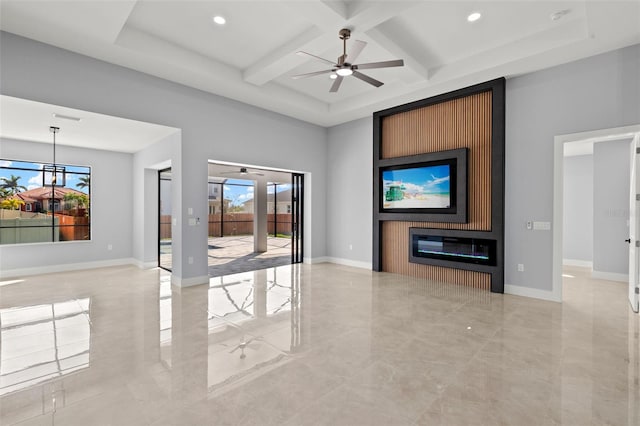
[505,284,561,303]
[303,256,372,270]
[0,258,138,279]
[172,274,209,287]
[563,259,593,268]
[305,256,329,264]
[324,257,372,270]
[591,270,628,282]
[132,259,158,269]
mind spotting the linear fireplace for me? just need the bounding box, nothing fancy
[409,228,497,269]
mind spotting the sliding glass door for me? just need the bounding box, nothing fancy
[291,173,304,264]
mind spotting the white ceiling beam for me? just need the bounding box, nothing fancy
[245,0,422,86]
[320,0,349,21]
[243,26,331,86]
[242,1,348,86]
[345,2,418,33]
[113,27,329,121]
[365,27,429,83]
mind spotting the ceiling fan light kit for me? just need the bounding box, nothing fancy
[219,167,264,177]
[293,28,404,93]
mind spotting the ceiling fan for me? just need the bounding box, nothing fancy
[228,336,263,359]
[292,28,404,93]
[219,167,264,176]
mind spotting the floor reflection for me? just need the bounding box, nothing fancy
[0,298,91,396]
[0,264,638,425]
[160,266,305,394]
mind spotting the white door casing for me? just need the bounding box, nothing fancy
[629,134,640,313]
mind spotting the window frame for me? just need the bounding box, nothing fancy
[0,158,92,246]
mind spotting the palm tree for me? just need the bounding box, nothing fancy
[76,175,90,190]
[0,175,27,195]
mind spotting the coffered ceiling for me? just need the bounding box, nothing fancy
[1,1,639,127]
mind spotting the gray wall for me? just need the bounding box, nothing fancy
[325,44,640,293]
[0,137,133,272]
[563,154,593,263]
[506,44,639,291]
[131,132,181,269]
[593,139,631,275]
[0,32,328,280]
[326,117,372,265]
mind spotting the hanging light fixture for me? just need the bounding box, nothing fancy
[44,127,66,188]
[49,126,59,240]
[49,126,59,183]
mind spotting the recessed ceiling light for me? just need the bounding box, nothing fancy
[467,12,482,22]
[336,68,353,77]
[212,15,226,25]
[329,73,338,80]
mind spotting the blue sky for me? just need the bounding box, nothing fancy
[219,178,291,206]
[0,160,90,193]
[382,164,450,194]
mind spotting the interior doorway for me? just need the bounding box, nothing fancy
[554,124,640,310]
[207,162,304,277]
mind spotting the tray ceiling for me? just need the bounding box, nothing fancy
[1,1,639,127]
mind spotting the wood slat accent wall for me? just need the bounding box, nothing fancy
[380,91,492,289]
[381,91,492,231]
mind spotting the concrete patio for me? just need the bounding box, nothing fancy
[160,235,292,277]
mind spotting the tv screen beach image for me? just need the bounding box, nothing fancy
[382,164,451,209]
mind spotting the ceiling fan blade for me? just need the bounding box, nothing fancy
[354,59,404,70]
[347,40,367,63]
[329,75,344,93]
[291,69,334,80]
[296,51,336,66]
[352,71,383,88]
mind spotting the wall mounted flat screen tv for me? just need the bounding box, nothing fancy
[381,158,457,214]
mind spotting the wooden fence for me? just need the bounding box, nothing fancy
[57,215,90,241]
[159,214,292,239]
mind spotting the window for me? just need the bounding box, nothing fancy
[0,159,91,245]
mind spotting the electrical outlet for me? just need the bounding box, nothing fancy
[107,244,113,251]
[526,221,533,230]
[188,257,193,265]
[517,264,525,272]
[349,244,353,251]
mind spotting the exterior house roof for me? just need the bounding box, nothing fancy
[14,186,87,202]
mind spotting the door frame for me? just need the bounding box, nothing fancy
[553,124,640,303]
[158,167,172,272]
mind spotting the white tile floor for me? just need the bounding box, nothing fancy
[0,264,638,425]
